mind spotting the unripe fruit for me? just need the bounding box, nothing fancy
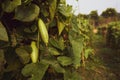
[38,18,49,46]
[31,41,38,63]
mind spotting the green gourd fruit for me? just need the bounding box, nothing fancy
[38,18,49,46]
[31,41,38,63]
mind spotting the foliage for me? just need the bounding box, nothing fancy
[77,14,89,19]
[101,8,117,18]
[0,0,94,80]
[106,21,120,49]
[89,10,99,20]
[89,10,99,26]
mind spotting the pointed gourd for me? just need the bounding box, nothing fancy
[38,18,49,46]
[31,41,38,63]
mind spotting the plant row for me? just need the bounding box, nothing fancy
[106,21,120,49]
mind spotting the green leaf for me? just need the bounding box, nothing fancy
[48,47,60,55]
[0,22,8,41]
[52,62,65,73]
[49,0,57,21]
[50,37,65,51]
[64,69,81,80]
[15,46,31,64]
[69,30,84,68]
[2,0,21,12]
[57,56,72,66]
[58,5,72,17]
[57,18,65,35]
[22,62,49,80]
[14,3,40,22]
[41,58,65,73]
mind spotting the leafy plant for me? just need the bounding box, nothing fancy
[0,0,94,80]
[106,21,120,49]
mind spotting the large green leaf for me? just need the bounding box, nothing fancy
[14,3,40,22]
[15,46,31,64]
[41,58,65,73]
[22,62,49,80]
[69,30,84,68]
[64,69,81,80]
[2,0,21,12]
[0,22,8,41]
[49,0,57,21]
[50,37,65,51]
[57,56,72,66]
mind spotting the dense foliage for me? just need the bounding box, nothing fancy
[101,8,117,18]
[0,0,94,80]
[106,21,120,49]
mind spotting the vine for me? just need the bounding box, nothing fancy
[0,0,94,80]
